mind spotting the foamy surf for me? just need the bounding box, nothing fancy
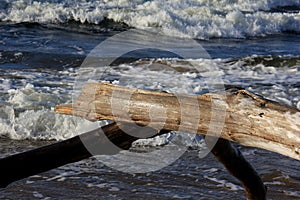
[1,0,300,39]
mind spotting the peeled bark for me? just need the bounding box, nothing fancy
[55,83,300,160]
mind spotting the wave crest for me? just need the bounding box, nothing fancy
[1,0,300,39]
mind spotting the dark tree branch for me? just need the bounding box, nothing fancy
[211,138,267,200]
[0,122,157,188]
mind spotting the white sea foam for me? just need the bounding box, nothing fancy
[32,191,44,198]
[204,175,243,191]
[0,105,97,140]
[283,190,300,198]
[265,181,285,185]
[1,0,300,39]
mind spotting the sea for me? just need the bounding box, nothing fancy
[0,0,300,199]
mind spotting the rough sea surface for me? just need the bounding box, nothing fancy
[0,0,299,199]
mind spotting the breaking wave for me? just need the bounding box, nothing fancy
[1,0,300,39]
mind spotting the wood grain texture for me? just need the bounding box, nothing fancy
[55,83,300,160]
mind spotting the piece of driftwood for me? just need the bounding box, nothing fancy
[55,83,300,160]
[0,83,272,200]
[0,122,156,188]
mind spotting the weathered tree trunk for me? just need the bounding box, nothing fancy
[55,83,300,160]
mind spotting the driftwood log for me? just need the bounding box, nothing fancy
[3,82,299,200]
[0,122,158,188]
[55,83,300,160]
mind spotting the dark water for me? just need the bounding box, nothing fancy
[0,2,300,198]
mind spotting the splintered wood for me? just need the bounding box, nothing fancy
[55,83,300,160]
